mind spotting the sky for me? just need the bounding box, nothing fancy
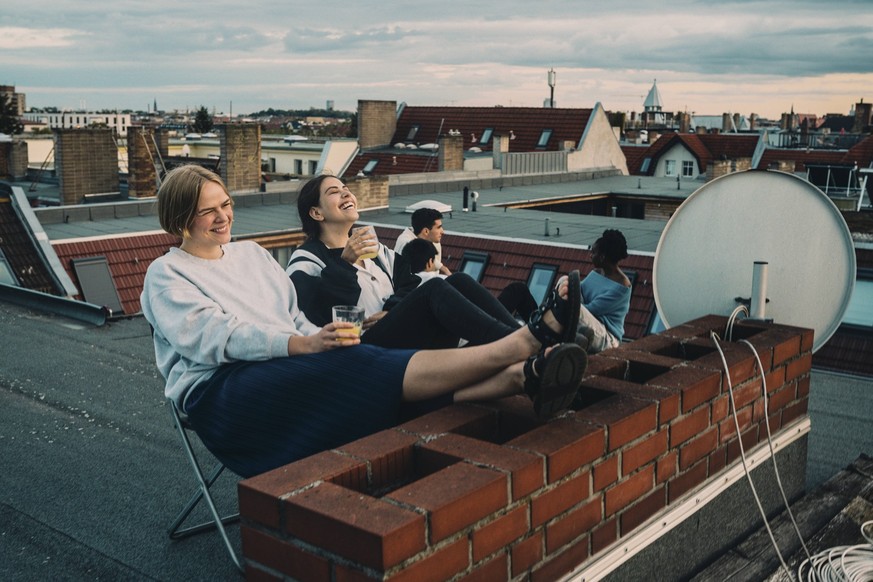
[2,0,872,120]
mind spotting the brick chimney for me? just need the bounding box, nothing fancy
[220,123,261,193]
[492,133,509,170]
[722,113,732,133]
[358,100,397,150]
[439,135,464,171]
[127,126,158,198]
[853,100,872,133]
[678,112,691,134]
[54,128,119,205]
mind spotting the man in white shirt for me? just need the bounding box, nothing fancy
[394,208,452,276]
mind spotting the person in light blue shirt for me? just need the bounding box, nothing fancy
[577,229,632,353]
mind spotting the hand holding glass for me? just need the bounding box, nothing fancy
[355,225,379,260]
[332,305,365,344]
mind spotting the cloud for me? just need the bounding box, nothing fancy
[284,25,413,53]
[0,27,83,49]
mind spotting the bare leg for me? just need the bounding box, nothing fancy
[451,362,524,402]
[401,328,534,401]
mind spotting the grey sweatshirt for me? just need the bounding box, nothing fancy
[141,241,319,408]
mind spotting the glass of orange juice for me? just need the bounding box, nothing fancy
[355,225,379,260]
[332,305,365,343]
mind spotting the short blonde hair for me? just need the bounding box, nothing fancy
[156,165,232,238]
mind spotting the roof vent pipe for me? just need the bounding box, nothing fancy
[750,261,769,320]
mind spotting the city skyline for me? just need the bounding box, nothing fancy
[3,0,872,119]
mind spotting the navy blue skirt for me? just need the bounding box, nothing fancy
[185,344,415,478]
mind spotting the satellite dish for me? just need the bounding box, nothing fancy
[653,170,855,353]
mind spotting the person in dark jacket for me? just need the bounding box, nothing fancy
[287,175,525,350]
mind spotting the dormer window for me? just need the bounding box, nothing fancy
[536,129,553,148]
[406,125,420,141]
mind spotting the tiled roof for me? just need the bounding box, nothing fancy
[696,134,760,161]
[621,145,649,175]
[756,148,847,172]
[394,106,593,153]
[814,327,873,377]
[52,232,180,315]
[842,134,873,168]
[343,150,439,178]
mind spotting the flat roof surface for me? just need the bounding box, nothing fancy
[32,174,682,252]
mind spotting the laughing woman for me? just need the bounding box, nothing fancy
[287,174,534,350]
[141,165,586,478]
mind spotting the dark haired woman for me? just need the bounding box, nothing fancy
[287,174,557,351]
[576,229,632,353]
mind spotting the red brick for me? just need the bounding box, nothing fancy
[709,446,727,476]
[398,404,497,440]
[420,433,544,500]
[472,506,529,562]
[387,538,469,582]
[767,384,797,414]
[711,394,730,424]
[511,532,544,577]
[620,486,666,535]
[726,426,760,465]
[531,472,590,527]
[719,405,753,444]
[694,344,758,387]
[668,459,708,503]
[730,379,761,411]
[765,366,786,394]
[239,451,366,529]
[458,554,508,582]
[623,429,668,475]
[591,516,618,554]
[593,455,618,491]
[576,390,657,452]
[679,427,718,470]
[507,418,604,482]
[797,375,810,398]
[387,462,507,543]
[532,536,590,582]
[785,353,812,382]
[649,365,721,413]
[658,392,681,425]
[285,482,425,570]
[337,430,419,492]
[670,406,710,448]
[546,496,602,553]
[605,465,655,517]
[241,526,331,581]
[782,399,809,425]
[656,451,677,485]
[608,402,658,451]
[763,328,802,366]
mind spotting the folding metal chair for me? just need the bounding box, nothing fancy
[167,398,244,573]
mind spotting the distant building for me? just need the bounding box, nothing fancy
[0,84,26,116]
[22,111,131,137]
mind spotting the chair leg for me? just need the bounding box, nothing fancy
[168,402,244,573]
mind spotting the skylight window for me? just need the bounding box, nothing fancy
[536,129,553,148]
[362,159,378,174]
[406,125,420,141]
[459,251,489,283]
[479,128,493,145]
[526,264,558,306]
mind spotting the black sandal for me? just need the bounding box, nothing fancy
[527,270,581,346]
[523,343,587,419]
